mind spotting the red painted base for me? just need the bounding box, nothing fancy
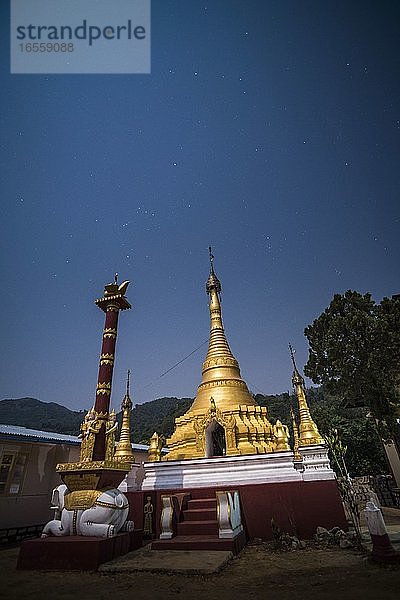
[127,479,347,541]
[17,530,143,571]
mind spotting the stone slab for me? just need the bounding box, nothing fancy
[99,546,233,575]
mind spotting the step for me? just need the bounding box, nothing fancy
[190,488,220,500]
[151,535,234,552]
[151,532,247,555]
[183,508,216,522]
[177,519,219,536]
[187,498,216,510]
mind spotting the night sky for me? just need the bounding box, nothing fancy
[1,1,399,412]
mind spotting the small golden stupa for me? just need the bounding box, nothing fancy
[289,344,324,446]
[114,369,136,463]
[166,248,289,460]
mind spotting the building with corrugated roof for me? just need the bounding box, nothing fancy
[0,424,153,529]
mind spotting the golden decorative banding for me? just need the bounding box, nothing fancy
[56,459,132,472]
[96,382,111,395]
[95,500,129,510]
[100,353,115,365]
[64,489,102,511]
[103,328,117,339]
[106,304,119,312]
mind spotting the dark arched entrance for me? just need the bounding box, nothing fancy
[205,421,226,457]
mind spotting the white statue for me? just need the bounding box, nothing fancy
[41,484,132,539]
[364,498,387,537]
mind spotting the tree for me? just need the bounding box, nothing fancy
[307,388,388,476]
[256,387,388,475]
[304,291,400,450]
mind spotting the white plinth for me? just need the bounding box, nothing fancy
[141,446,335,491]
[298,446,336,481]
[118,463,144,492]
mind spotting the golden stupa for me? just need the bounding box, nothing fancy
[289,344,324,446]
[165,249,289,460]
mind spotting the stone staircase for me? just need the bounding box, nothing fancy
[151,491,246,553]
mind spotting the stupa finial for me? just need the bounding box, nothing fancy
[289,343,304,386]
[206,246,221,294]
[121,369,133,411]
[209,246,215,273]
[289,343,296,368]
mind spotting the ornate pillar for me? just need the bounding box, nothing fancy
[56,276,132,492]
[91,278,131,460]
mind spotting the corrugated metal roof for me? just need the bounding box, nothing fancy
[0,424,79,444]
[0,424,153,451]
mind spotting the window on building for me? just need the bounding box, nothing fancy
[0,451,28,495]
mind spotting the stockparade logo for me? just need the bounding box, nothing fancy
[11,0,151,74]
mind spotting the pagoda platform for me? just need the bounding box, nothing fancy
[127,446,347,543]
[141,446,335,490]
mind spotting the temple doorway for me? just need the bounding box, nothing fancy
[205,421,226,457]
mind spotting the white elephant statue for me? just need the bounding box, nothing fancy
[42,484,132,539]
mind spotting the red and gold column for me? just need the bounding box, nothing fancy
[56,277,132,491]
[91,278,131,460]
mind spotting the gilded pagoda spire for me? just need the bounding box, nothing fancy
[205,246,225,336]
[189,247,256,413]
[289,344,324,446]
[202,247,240,370]
[165,249,276,460]
[114,369,135,462]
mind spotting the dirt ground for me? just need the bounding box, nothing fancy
[1,541,399,600]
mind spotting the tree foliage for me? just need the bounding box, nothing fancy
[129,396,193,443]
[256,387,388,476]
[307,388,387,476]
[304,291,400,447]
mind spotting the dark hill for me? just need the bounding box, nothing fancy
[0,394,292,443]
[0,397,85,435]
[0,396,194,442]
[131,396,193,443]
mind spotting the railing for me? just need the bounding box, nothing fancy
[352,475,400,508]
[216,490,243,539]
[159,493,190,539]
